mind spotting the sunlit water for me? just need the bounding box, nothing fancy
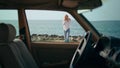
[0,20,120,38]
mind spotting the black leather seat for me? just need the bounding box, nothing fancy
[0,23,39,68]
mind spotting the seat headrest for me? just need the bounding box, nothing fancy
[0,23,16,43]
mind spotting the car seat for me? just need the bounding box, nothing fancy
[0,23,39,68]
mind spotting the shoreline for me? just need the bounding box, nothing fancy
[31,34,82,42]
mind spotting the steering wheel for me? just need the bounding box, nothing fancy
[70,31,93,68]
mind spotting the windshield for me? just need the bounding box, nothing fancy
[25,10,85,42]
[82,0,120,38]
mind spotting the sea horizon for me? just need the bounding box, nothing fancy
[0,20,120,38]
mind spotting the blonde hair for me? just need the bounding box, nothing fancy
[64,14,70,22]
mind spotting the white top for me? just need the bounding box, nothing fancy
[62,20,71,31]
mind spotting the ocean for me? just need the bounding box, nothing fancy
[0,20,120,38]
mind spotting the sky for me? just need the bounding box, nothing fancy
[0,0,120,21]
[83,0,120,21]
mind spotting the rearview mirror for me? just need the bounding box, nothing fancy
[62,0,79,8]
[60,0,102,9]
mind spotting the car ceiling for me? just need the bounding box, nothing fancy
[0,0,102,10]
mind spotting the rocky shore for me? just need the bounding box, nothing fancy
[31,34,82,42]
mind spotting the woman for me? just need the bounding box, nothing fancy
[62,14,71,42]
